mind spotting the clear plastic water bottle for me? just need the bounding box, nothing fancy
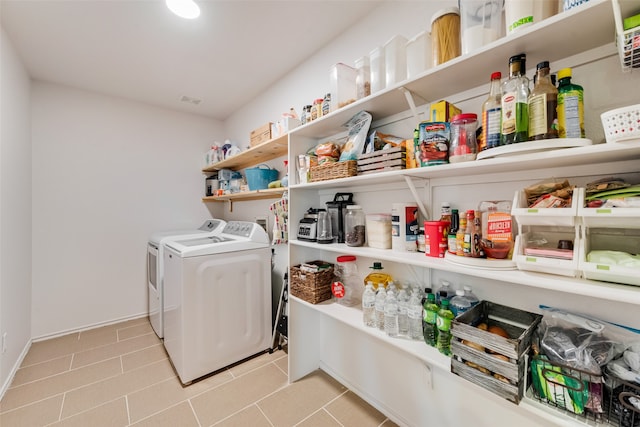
[450,289,471,317]
[463,285,479,307]
[384,289,399,337]
[362,281,376,327]
[436,299,455,356]
[374,286,387,331]
[436,280,455,304]
[407,289,423,340]
[397,287,409,336]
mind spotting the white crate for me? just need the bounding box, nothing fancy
[514,227,581,278]
[580,228,640,286]
[579,203,640,228]
[511,188,582,227]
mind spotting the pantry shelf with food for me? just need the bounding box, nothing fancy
[289,239,640,306]
[286,1,640,426]
[201,133,288,173]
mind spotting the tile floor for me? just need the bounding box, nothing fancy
[0,317,398,427]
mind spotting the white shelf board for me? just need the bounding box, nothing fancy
[290,240,640,305]
[290,295,451,372]
[288,142,640,190]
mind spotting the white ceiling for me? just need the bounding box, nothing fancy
[1,0,383,121]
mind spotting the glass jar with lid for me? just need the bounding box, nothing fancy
[449,113,478,163]
[345,205,366,247]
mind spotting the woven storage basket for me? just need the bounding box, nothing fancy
[290,261,334,304]
[310,160,357,182]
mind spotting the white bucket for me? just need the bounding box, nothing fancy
[505,0,557,34]
[391,203,419,252]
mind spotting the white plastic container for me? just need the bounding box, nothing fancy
[514,227,581,277]
[355,56,371,100]
[369,46,386,94]
[366,213,392,249]
[580,228,640,286]
[384,35,408,87]
[459,0,503,54]
[505,0,557,34]
[329,63,357,111]
[391,203,419,252]
[511,187,582,227]
[406,31,431,79]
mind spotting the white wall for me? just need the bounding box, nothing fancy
[225,1,456,142]
[0,27,32,393]
[31,83,225,338]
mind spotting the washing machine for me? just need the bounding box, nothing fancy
[162,221,271,385]
[147,219,226,338]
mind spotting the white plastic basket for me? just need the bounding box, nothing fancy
[600,104,640,143]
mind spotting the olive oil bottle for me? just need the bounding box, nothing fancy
[500,54,530,145]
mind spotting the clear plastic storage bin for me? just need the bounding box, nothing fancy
[511,187,582,227]
[514,226,581,277]
[580,227,640,286]
[329,63,357,111]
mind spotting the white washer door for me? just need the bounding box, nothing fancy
[147,243,162,338]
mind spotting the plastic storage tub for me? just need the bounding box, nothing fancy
[580,227,640,286]
[514,227,581,277]
[366,213,392,249]
[511,187,582,227]
[245,165,278,190]
[329,63,357,111]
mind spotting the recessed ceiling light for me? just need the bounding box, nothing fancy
[166,0,200,19]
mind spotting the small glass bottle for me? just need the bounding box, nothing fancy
[345,205,366,247]
[311,98,323,121]
[447,209,459,255]
[528,61,558,140]
[500,54,530,145]
[482,72,502,151]
[321,93,332,117]
[463,210,480,257]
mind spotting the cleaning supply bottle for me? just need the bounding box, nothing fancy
[557,67,585,138]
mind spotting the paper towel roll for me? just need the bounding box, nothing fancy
[392,203,419,251]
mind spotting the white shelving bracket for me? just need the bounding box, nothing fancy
[404,175,430,221]
[399,87,422,123]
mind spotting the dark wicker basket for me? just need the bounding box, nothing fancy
[310,160,357,182]
[290,261,334,304]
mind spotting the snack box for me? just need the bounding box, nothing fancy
[250,122,273,146]
[414,121,450,167]
[429,100,461,122]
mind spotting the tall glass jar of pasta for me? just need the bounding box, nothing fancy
[431,8,461,67]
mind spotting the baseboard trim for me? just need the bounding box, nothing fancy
[32,312,148,342]
[0,338,32,401]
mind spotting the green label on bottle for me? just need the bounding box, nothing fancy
[425,310,437,324]
[436,315,452,331]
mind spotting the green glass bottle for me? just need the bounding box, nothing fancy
[500,54,530,145]
[436,299,455,356]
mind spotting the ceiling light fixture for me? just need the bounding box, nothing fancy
[166,0,200,19]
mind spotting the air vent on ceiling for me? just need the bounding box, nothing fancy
[180,95,202,105]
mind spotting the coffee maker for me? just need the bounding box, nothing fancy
[326,193,355,243]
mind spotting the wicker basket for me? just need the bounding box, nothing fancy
[310,160,357,182]
[290,261,334,304]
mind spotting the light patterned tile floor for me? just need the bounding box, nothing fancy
[0,318,398,427]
